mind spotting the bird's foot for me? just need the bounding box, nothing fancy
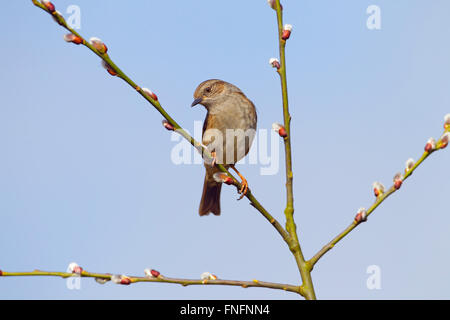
[237,177,248,200]
[231,165,248,200]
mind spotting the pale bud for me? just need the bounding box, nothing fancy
[101,60,117,76]
[162,120,174,131]
[213,172,233,185]
[68,262,83,274]
[95,277,109,284]
[425,137,436,153]
[111,274,131,285]
[272,122,287,137]
[354,207,367,223]
[405,158,415,171]
[41,0,55,13]
[89,37,108,54]
[393,173,403,190]
[111,274,122,284]
[63,33,83,45]
[440,132,450,149]
[142,87,158,101]
[269,58,281,69]
[200,272,217,282]
[372,182,385,197]
[444,113,450,126]
[200,272,212,280]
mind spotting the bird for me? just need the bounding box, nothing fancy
[191,79,257,216]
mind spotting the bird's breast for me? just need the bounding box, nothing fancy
[203,93,257,165]
[206,94,256,131]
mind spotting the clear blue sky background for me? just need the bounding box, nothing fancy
[1,0,450,299]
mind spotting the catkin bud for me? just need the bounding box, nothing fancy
[393,173,403,190]
[89,37,108,54]
[101,60,117,76]
[440,132,450,149]
[162,120,174,131]
[282,24,293,40]
[213,172,233,185]
[272,122,287,137]
[142,87,158,101]
[95,277,109,284]
[425,137,436,153]
[68,262,83,274]
[269,58,281,70]
[41,0,55,13]
[405,158,415,172]
[111,274,131,285]
[354,207,367,223]
[444,113,450,129]
[372,182,385,197]
[63,33,83,45]
[150,269,160,277]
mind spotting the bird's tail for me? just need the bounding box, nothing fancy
[199,176,222,216]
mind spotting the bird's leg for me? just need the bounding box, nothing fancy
[230,165,248,200]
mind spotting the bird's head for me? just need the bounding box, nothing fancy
[191,79,240,109]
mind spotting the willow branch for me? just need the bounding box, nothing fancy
[0,268,302,295]
[31,0,290,245]
[309,130,450,268]
[272,1,316,300]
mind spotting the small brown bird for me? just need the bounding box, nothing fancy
[191,79,257,216]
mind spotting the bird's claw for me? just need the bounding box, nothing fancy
[237,178,248,200]
[230,165,249,200]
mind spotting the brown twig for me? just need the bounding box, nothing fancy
[0,268,302,295]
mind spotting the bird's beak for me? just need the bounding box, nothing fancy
[191,97,203,107]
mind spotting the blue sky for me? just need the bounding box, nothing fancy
[1,0,450,299]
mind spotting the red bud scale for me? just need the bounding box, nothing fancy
[282,24,293,40]
[150,269,160,277]
[42,0,55,13]
[162,120,174,131]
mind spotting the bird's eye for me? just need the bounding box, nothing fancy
[205,87,212,93]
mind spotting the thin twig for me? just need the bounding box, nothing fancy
[0,269,302,295]
[273,0,316,300]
